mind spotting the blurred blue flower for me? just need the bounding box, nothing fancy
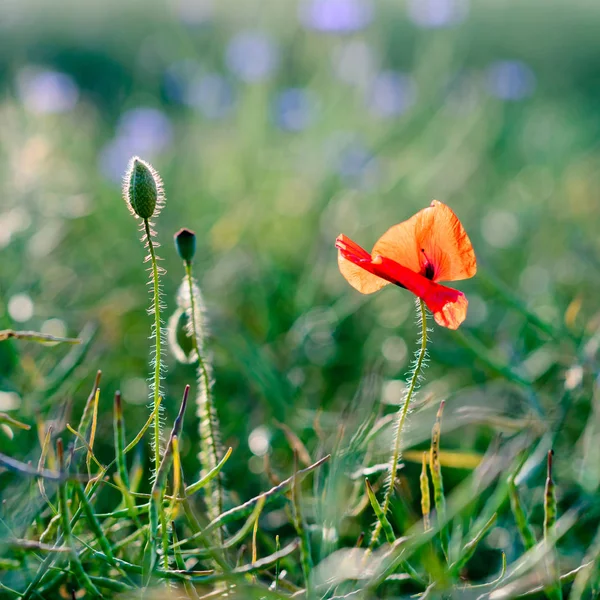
[330,133,379,188]
[17,67,79,114]
[186,73,235,119]
[485,60,536,101]
[407,0,468,29]
[299,0,373,33]
[273,88,317,131]
[368,71,416,118]
[99,107,172,182]
[226,31,278,83]
[339,143,371,179]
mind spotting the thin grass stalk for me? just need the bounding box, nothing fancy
[113,391,129,488]
[274,534,281,590]
[291,455,313,589]
[76,370,102,436]
[429,399,449,557]
[86,387,100,476]
[544,450,562,600]
[508,480,536,551]
[37,426,56,514]
[420,451,431,532]
[369,298,428,550]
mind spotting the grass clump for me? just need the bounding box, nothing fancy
[0,155,598,600]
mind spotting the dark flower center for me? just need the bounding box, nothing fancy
[421,248,435,280]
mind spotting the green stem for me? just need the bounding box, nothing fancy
[370,298,427,549]
[144,218,163,471]
[184,262,223,523]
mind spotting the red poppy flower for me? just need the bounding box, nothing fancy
[335,200,476,329]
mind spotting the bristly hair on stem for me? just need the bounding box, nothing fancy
[368,297,429,552]
[172,228,225,538]
[123,156,167,474]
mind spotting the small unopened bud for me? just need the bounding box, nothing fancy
[124,157,162,219]
[174,228,196,264]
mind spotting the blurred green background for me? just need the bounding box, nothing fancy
[1,0,600,584]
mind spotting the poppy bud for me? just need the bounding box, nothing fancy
[124,157,160,219]
[174,228,196,264]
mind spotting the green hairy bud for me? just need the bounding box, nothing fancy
[124,157,163,219]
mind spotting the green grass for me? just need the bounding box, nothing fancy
[1,1,600,597]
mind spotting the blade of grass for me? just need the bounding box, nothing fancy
[185,447,233,496]
[451,513,497,575]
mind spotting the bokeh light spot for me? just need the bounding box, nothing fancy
[8,293,34,323]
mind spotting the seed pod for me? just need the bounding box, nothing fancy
[124,157,162,219]
[175,228,197,264]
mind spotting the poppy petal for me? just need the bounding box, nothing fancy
[336,234,390,294]
[422,285,468,330]
[372,200,476,283]
[366,255,468,329]
[415,200,476,283]
[372,216,422,275]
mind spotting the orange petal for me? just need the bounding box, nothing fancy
[336,234,389,295]
[415,200,476,282]
[372,215,422,275]
[373,200,476,283]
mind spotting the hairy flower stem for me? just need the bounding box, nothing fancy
[369,298,428,550]
[184,262,223,526]
[145,218,163,470]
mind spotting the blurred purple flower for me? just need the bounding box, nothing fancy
[407,0,468,29]
[485,61,536,101]
[273,88,317,131]
[17,68,79,114]
[368,71,416,118]
[226,31,278,83]
[99,107,173,182]
[186,73,235,119]
[299,0,373,33]
[118,108,173,152]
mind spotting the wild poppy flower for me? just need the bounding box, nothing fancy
[336,200,476,329]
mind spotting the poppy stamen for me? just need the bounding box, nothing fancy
[421,248,435,280]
